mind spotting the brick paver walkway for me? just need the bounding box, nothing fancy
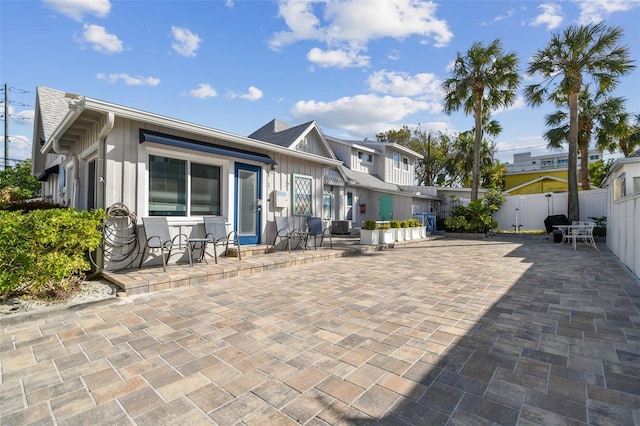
[1,238,639,425]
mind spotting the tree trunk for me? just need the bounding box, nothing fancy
[580,138,590,190]
[472,99,483,202]
[567,92,580,222]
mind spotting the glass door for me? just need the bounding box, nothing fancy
[235,163,262,245]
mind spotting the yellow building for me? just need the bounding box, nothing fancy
[504,169,585,195]
[504,150,599,195]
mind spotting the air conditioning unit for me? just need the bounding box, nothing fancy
[331,220,350,235]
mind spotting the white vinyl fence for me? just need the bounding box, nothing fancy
[606,193,639,279]
[493,189,607,231]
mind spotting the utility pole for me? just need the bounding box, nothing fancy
[4,83,8,170]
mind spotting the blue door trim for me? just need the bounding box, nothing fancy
[234,163,262,245]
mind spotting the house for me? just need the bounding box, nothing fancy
[32,87,434,271]
[32,87,344,270]
[602,149,640,278]
[504,150,602,194]
[250,120,439,233]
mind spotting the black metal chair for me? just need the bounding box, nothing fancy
[203,216,241,263]
[138,217,186,271]
[273,217,306,252]
[306,217,332,249]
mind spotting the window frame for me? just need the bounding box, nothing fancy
[402,156,409,172]
[292,173,314,216]
[146,149,226,217]
[393,153,401,169]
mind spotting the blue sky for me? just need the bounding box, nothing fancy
[2,0,639,167]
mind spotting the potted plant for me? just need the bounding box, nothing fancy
[390,220,403,242]
[359,220,379,245]
[408,218,422,240]
[378,222,394,244]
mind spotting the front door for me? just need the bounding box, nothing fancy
[235,163,262,245]
[379,194,393,221]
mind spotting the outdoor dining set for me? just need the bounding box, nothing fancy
[552,220,599,251]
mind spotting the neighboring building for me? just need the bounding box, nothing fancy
[504,150,602,195]
[602,149,640,279]
[32,87,439,270]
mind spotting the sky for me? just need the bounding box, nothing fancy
[1,0,639,168]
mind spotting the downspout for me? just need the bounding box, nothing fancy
[97,112,115,210]
[94,112,115,272]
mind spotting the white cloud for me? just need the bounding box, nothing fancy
[307,47,370,68]
[77,24,123,54]
[530,3,563,30]
[240,86,263,101]
[291,94,440,136]
[189,83,218,99]
[229,86,264,101]
[481,8,516,26]
[96,73,160,86]
[387,49,400,61]
[367,70,441,99]
[269,0,452,68]
[7,106,35,127]
[43,0,111,21]
[574,0,640,24]
[171,26,202,57]
[492,96,526,115]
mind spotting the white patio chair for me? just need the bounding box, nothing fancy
[568,222,598,251]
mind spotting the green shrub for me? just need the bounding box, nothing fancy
[378,222,391,229]
[363,220,377,230]
[444,215,468,232]
[390,220,400,228]
[408,218,421,227]
[0,208,105,300]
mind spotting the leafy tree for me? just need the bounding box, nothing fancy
[0,160,41,202]
[588,159,614,188]
[525,23,635,221]
[544,87,627,190]
[442,39,520,201]
[600,112,640,157]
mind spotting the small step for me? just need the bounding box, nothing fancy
[227,245,272,258]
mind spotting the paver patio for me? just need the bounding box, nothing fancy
[1,238,639,425]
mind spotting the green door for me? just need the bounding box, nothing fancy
[379,194,393,221]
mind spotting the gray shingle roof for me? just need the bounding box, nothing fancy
[339,165,401,192]
[248,119,314,148]
[36,86,71,142]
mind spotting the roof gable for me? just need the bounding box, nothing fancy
[35,86,72,142]
[249,119,336,160]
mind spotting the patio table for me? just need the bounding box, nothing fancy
[187,238,209,266]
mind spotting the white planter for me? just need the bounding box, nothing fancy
[360,229,379,245]
[379,229,394,244]
[394,228,404,242]
[410,227,421,240]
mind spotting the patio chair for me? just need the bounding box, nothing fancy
[138,217,187,272]
[567,221,598,251]
[273,216,306,252]
[306,217,332,249]
[203,216,241,263]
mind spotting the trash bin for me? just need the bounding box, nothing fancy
[553,229,563,243]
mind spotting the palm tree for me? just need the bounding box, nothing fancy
[442,39,520,201]
[544,86,627,190]
[524,23,635,221]
[605,113,640,157]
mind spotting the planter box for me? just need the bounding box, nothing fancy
[360,229,379,245]
[394,228,404,242]
[410,227,421,240]
[379,229,394,244]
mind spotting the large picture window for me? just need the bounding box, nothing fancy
[292,173,313,216]
[149,154,221,216]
